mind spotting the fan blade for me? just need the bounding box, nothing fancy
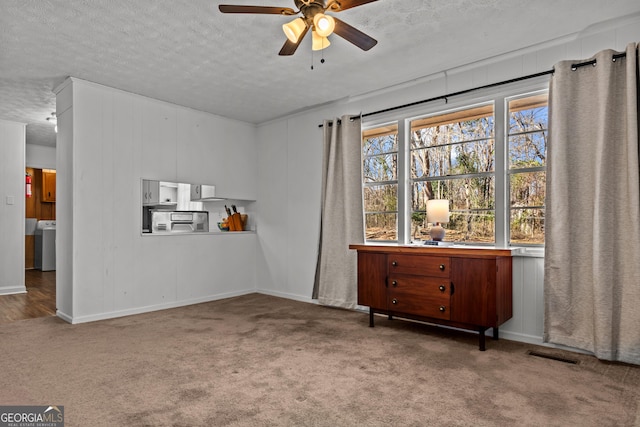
[332,17,377,51]
[330,0,378,12]
[219,5,297,15]
[279,26,310,56]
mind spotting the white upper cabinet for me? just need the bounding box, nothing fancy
[142,179,159,205]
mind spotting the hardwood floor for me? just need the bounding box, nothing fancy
[0,270,56,324]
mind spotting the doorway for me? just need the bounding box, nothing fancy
[22,167,56,322]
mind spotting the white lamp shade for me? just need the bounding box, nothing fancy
[313,13,335,37]
[427,199,450,224]
[312,30,330,50]
[282,18,306,43]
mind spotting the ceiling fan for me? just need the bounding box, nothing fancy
[219,0,378,56]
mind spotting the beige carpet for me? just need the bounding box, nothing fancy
[0,293,638,426]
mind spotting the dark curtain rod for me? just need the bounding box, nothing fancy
[318,51,628,128]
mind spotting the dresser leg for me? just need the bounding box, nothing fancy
[478,327,486,351]
[493,327,499,340]
[369,308,374,327]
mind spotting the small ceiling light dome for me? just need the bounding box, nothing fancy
[282,17,306,43]
[46,112,57,133]
[313,13,335,37]
[312,30,330,51]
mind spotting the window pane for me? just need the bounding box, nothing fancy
[508,96,547,170]
[509,132,547,169]
[412,178,494,215]
[509,104,548,134]
[411,177,494,210]
[412,140,495,178]
[364,184,397,212]
[365,213,397,241]
[410,177,494,244]
[448,211,495,243]
[409,211,494,243]
[510,208,545,244]
[363,153,397,182]
[410,211,429,241]
[510,171,545,207]
[411,115,494,148]
[363,131,398,155]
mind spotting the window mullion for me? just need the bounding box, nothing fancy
[397,118,411,244]
[494,97,508,247]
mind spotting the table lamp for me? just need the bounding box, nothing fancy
[427,199,450,241]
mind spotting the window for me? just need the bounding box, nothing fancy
[507,94,547,244]
[362,124,398,241]
[362,89,548,246]
[410,104,495,243]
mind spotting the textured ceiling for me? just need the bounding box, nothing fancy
[2,0,640,147]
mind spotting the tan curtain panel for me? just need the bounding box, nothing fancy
[313,115,364,308]
[545,43,640,365]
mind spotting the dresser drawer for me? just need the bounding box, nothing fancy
[388,274,451,320]
[388,255,450,277]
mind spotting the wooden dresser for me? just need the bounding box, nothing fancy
[349,244,514,351]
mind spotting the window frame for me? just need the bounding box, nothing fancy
[361,78,549,247]
[409,101,497,244]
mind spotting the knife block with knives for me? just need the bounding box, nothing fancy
[225,205,246,231]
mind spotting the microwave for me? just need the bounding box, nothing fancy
[151,210,209,233]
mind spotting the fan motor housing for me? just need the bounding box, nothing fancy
[295,0,326,19]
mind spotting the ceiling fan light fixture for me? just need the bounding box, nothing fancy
[312,30,330,51]
[282,17,306,43]
[313,13,335,37]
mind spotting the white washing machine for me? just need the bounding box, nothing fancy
[34,220,56,271]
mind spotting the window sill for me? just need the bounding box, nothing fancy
[511,247,545,257]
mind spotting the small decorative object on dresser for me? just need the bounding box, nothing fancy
[349,244,514,351]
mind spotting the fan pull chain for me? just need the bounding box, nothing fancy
[310,40,327,70]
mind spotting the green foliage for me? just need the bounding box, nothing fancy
[411,211,426,223]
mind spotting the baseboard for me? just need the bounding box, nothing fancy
[497,330,545,345]
[495,330,594,355]
[0,286,27,295]
[256,288,317,305]
[56,310,73,323]
[59,289,256,324]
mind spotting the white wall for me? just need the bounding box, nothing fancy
[55,78,258,323]
[255,15,640,345]
[26,144,56,169]
[0,120,26,295]
[256,116,324,302]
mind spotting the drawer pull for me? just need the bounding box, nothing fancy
[439,285,446,292]
[439,264,445,271]
[392,299,398,305]
[439,305,446,312]
[392,280,397,287]
[391,261,398,267]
